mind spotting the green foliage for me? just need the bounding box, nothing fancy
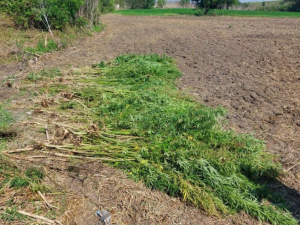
[125,0,155,9]
[0,0,33,28]
[99,0,115,12]
[36,39,57,52]
[179,0,191,7]
[39,68,62,78]
[192,0,238,14]
[27,68,62,82]
[113,8,198,15]
[285,0,300,11]
[33,0,84,30]
[9,177,29,188]
[75,16,88,27]
[157,0,167,8]
[0,0,85,30]
[27,72,40,82]
[25,167,45,181]
[93,24,105,32]
[0,207,24,222]
[195,9,218,16]
[0,107,14,133]
[72,54,297,224]
[25,39,58,54]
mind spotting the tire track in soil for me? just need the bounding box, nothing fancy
[1,14,299,223]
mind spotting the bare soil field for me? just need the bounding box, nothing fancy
[1,15,299,224]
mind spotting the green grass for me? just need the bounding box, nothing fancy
[27,68,62,82]
[54,54,296,224]
[25,39,58,54]
[0,207,24,222]
[113,8,197,16]
[113,8,300,18]
[215,9,300,17]
[0,106,14,134]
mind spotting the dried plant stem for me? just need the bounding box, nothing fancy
[17,210,55,224]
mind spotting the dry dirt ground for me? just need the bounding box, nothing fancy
[1,14,299,224]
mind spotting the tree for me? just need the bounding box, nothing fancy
[192,0,237,14]
[179,0,190,8]
[33,0,54,36]
[157,0,166,8]
[77,0,100,27]
[285,0,300,11]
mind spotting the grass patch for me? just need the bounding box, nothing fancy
[52,54,296,224]
[27,68,62,82]
[214,9,300,17]
[25,39,58,54]
[113,8,300,18]
[113,8,198,16]
[25,167,45,181]
[0,207,24,222]
[0,107,14,134]
[9,177,29,188]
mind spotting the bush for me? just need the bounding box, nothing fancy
[0,0,115,30]
[34,0,84,30]
[0,0,34,28]
[0,0,84,30]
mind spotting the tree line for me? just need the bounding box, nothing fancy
[1,0,298,32]
[0,0,115,31]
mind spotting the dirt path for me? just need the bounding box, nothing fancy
[1,14,299,223]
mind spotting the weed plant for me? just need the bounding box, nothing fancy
[73,54,297,224]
